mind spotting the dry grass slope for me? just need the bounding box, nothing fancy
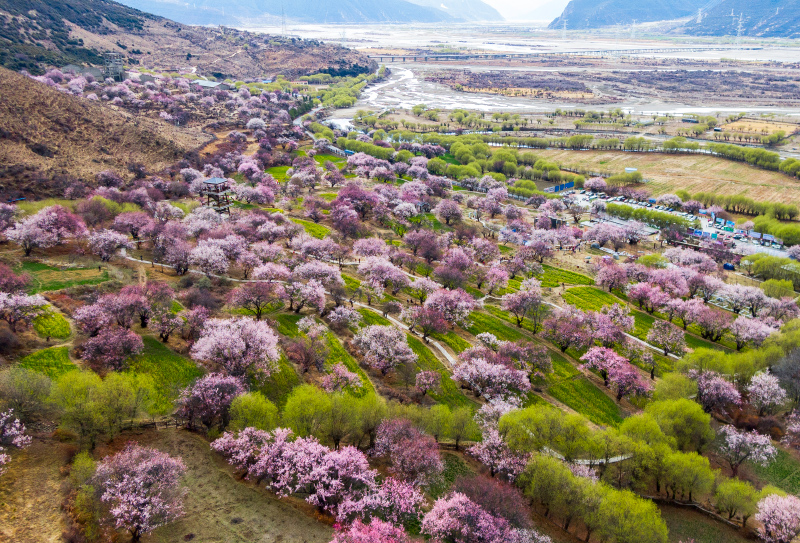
[537,149,800,205]
[0,67,211,199]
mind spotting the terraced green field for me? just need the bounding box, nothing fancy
[290,218,331,239]
[431,331,472,354]
[265,165,291,181]
[749,446,800,495]
[547,377,624,427]
[562,286,618,311]
[313,154,346,168]
[325,332,374,396]
[273,313,303,337]
[32,309,71,339]
[407,334,474,409]
[357,308,391,326]
[544,350,624,427]
[128,337,203,411]
[257,354,302,408]
[19,346,77,378]
[467,311,527,342]
[538,265,594,288]
[18,261,109,293]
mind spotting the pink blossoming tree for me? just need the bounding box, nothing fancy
[353,325,417,375]
[191,317,281,379]
[94,443,186,542]
[756,494,800,543]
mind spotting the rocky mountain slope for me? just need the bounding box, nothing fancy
[682,0,800,38]
[0,0,373,78]
[0,67,210,200]
[549,0,800,37]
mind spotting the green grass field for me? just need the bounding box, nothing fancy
[547,376,624,427]
[325,332,374,396]
[467,311,527,342]
[431,331,472,354]
[290,218,331,239]
[542,349,624,426]
[538,265,594,288]
[562,287,618,312]
[407,334,475,409]
[313,154,346,169]
[128,337,203,411]
[343,274,361,291]
[546,350,581,381]
[32,309,71,339]
[265,165,291,181]
[256,354,302,409]
[357,308,391,326]
[18,346,77,378]
[483,305,542,335]
[17,261,109,293]
[659,504,750,543]
[272,313,303,337]
[318,193,338,202]
[748,446,800,495]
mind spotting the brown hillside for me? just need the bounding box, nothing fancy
[0,67,211,200]
[0,0,374,79]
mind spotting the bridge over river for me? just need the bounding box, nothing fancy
[367,46,763,63]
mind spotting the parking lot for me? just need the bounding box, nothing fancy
[564,190,790,258]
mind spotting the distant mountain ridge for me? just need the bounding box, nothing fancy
[115,0,503,24]
[682,0,800,38]
[549,0,800,37]
[549,0,706,30]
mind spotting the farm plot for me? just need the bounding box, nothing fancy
[407,334,475,408]
[290,218,331,239]
[32,308,71,339]
[538,265,594,288]
[537,149,800,205]
[17,261,108,293]
[127,337,203,411]
[19,346,77,378]
[544,350,624,427]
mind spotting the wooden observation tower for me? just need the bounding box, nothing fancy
[202,178,232,215]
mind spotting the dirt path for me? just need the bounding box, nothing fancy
[0,438,70,543]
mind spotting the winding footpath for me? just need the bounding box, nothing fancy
[118,249,458,366]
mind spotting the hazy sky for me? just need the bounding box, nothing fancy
[482,0,570,20]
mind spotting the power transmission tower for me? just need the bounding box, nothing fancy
[562,20,567,40]
[696,8,702,23]
[630,20,636,39]
[735,13,743,44]
[281,4,287,36]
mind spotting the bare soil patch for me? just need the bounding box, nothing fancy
[122,429,333,543]
[0,437,71,543]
